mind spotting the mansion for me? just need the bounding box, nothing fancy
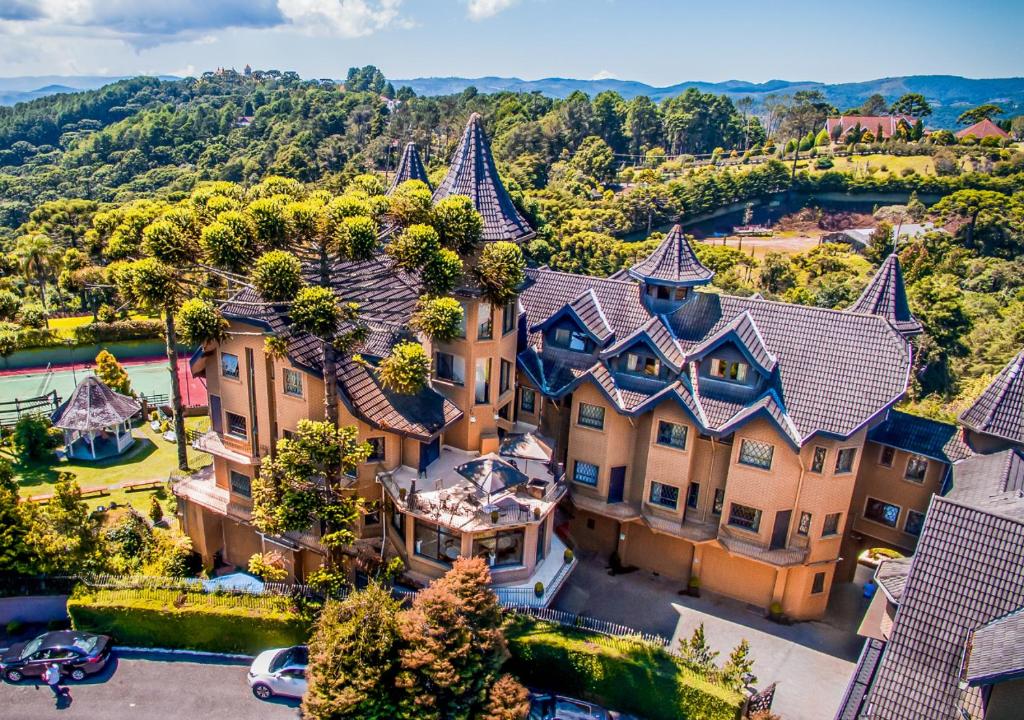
[175,113,988,620]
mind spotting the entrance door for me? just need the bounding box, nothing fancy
[419,436,440,472]
[770,510,792,551]
[608,466,626,504]
[209,395,222,434]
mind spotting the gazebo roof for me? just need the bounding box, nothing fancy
[52,376,141,431]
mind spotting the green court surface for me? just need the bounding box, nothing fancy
[0,361,171,405]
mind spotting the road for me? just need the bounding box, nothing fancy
[0,651,300,720]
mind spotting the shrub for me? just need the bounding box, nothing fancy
[0,290,20,321]
[422,248,464,295]
[563,548,574,564]
[68,588,310,654]
[388,223,441,272]
[814,157,834,170]
[96,304,118,324]
[148,495,164,524]
[14,414,59,460]
[431,195,484,255]
[248,551,288,582]
[71,319,163,345]
[475,241,526,305]
[94,349,132,395]
[377,341,430,395]
[504,617,742,720]
[18,302,48,329]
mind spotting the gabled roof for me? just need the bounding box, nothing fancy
[955,117,1010,140]
[626,225,714,287]
[599,315,684,371]
[947,449,1024,519]
[847,254,922,337]
[867,410,972,464]
[52,376,141,431]
[874,557,912,604]
[685,310,778,374]
[530,288,614,344]
[388,142,431,194]
[964,606,1024,686]
[432,113,535,243]
[959,349,1024,446]
[825,115,915,139]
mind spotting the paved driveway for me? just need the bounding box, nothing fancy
[554,556,867,720]
[0,651,299,720]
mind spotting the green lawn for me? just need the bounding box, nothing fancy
[10,416,211,500]
[46,313,156,339]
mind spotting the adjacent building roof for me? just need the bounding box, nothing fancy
[959,349,1024,447]
[964,606,1024,686]
[824,115,915,139]
[956,118,1010,140]
[432,113,535,243]
[388,142,431,194]
[946,449,1024,520]
[874,557,912,604]
[52,376,141,431]
[866,410,972,464]
[626,225,714,287]
[846,254,922,337]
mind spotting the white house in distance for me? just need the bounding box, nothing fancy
[52,376,141,460]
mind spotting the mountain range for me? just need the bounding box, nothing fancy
[2,73,1022,128]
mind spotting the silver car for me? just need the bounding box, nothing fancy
[247,645,308,700]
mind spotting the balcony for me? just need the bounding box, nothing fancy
[569,492,642,522]
[172,466,252,523]
[642,508,718,542]
[193,430,257,466]
[717,524,808,566]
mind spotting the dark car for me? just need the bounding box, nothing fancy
[1,631,111,683]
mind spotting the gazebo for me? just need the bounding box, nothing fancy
[52,376,142,460]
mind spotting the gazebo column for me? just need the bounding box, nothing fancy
[114,423,122,451]
[89,431,96,459]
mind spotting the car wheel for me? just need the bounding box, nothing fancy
[69,668,87,681]
[252,683,273,700]
[5,669,23,683]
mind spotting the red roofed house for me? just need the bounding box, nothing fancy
[825,115,915,140]
[955,118,1010,141]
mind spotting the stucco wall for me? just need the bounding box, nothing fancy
[620,522,694,581]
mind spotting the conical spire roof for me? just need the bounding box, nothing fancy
[847,254,922,337]
[433,113,535,243]
[627,225,714,287]
[959,349,1024,446]
[388,142,431,194]
[52,376,141,431]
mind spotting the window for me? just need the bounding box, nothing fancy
[229,470,251,498]
[434,352,466,385]
[225,411,247,439]
[738,439,774,469]
[472,528,525,568]
[686,482,700,510]
[475,358,491,404]
[577,402,605,430]
[625,352,660,377]
[728,503,762,532]
[810,447,827,473]
[366,437,385,462]
[904,455,929,483]
[864,498,900,528]
[221,352,240,379]
[811,572,826,595]
[414,520,461,566]
[710,358,748,382]
[656,421,687,449]
[835,448,857,474]
[904,510,925,537]
[649,482,679,509]
[879,446,895,467]
[363,503,381,526]
[520,387,536,414]
[553,327,589,352]
[500,359,512,395]
[502,301,517,335]
[712,488,725,515]
[283,368,303,397]
[477,301,493,340]
[573,461,599,487]
[798,512,812,536]
[822,512,841,537]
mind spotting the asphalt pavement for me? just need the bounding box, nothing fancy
[0,651,300,720]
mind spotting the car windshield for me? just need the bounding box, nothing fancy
[269,646,308,672]
[19,638,43,659]
[71,636,98,654]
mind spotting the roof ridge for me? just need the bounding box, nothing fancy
[932,493,1024,528]
[528,266,639,288]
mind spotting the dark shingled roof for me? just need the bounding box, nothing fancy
[964,606,1024,685]
[874,557,912,603]
[388,142,431,194]
[847,497,1024,720]
[847,254,922,337]
[564,288,614,342]
[432,113,535,243]
[867,410,972,464]
[600,315,685,371]
[836,639,886,720]
[947,449,1024,519]
[686,310,778,374]
[52,376,141,431]
[959,349,1024,447]
[626,225,714,287]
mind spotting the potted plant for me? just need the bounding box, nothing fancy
[563,548,574,564]
[687,576,701,598]
[534,581,544,598]
[490,510,500,523]
[398,486,407,502]
[768,601,785,623]
[532,506,541,520]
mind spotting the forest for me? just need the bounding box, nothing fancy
[1,65,1023,423]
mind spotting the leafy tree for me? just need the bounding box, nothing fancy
[303,584,403,720]
[682,622,719,671]
[890,93,932,117]
[13,414,58,460]
[933,189,1024,257]
[13,233,61,312]
[252,250,304,302]
[94,349,132,395]
[721,639,756,690]
[141,218,196,266]
[0,290,20,321]
[17,302,48,328]
[475,242,526,305]
[378,341,430,395]
[859,94,889,116]
[759,252,796,294]
[957,104,1004,126]
[388,180,433,227]
[412,297,465,342]
[570,136,616,184]
[176,298,227,347]
[911,274,972,352]
[0,459,37,574]
[865,221,894,266]
[247,551,288,582]
[480,675,531,720]
[290,286,356,426]
[430,196,484,256]
[24,474,101,574]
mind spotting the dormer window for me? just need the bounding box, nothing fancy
[646,285,688,301]
[553,327,590,352]
[626,352,660,377]
[710,358,748,382]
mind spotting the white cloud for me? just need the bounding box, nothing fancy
[466,0,518,21]
[278,0,405,37]
[591,70,616,80]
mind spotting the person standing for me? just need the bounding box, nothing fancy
[44,662,67,700]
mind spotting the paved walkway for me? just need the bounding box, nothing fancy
[554,556,866,720]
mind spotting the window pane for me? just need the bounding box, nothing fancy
[229,471,251,497]
[650,482,679,509]
[221,352,239,379]
[502,302,517,334]
[414,520,460,566]
[367,437,385,462]
[656,421,687,449]
[686,482,700,510]
[904,455,928,483]
[573,461,599,487]
[500,359,512,394]
[475,359,491,404]
[811,447,827,473]
[811,572,825,595]
[283,369,303,396]
[738,439,774,469]
[712,488,724,515]
[520,387,536,413]
[864,498,900,527]
[568,331,588,352]
[728,503,762,532]
[835,448,857,473]
[578,402,605,429]
[823,512,841,536]
[879,446,895,467]
[798,511,811,536]
[904,510,925,536]
[477,302,493,340]
[226,412,246,438]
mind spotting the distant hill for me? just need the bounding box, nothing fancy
[394,75,1024,128]
[0,75,178,107]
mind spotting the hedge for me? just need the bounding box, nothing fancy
[0,319,164,355]
[504,617,743,720]
[67,588,311,654]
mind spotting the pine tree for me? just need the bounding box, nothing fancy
[722,639,757,690]
[148,494,164,524]
[480,674,531,720]
[94,349,132,395]
[683,622,719,671]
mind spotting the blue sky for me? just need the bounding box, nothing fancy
[0,0,1021,84]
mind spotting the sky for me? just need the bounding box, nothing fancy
[0,0,1021,85]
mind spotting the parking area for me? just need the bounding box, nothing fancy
[553,555,867,720]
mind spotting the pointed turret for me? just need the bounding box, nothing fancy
[388,141,431,194]
[433,113,535,243]
[847,254,922,337]
[628,225,714,287]
[959,349,1024,450]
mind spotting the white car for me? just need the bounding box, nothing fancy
[247,645,308,700]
